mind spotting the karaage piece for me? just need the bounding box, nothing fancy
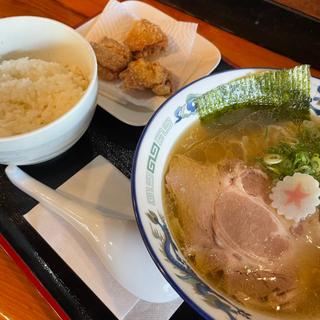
[91,37,132,80]
[119,58,173,96]
[97,64,118,81]
[124,19,168,59]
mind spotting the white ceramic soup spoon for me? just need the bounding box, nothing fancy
[5,165,178,303]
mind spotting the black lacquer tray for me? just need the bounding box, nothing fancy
[2,0,320,313]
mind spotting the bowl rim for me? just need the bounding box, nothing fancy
[131,67,320,320]
[0,16,97,142]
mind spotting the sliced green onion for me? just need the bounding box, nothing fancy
[296,165,313,174]
[311,154,320,171]
[267,166,281,175]
[263,154,283,165]
[293,151,310,167]
[282,159,293,170]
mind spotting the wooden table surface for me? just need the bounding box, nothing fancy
[0,1,319,320]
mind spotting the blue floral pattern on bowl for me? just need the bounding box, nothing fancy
[312,85,320,115]
[313,85,320,103]
[174,94,199,123]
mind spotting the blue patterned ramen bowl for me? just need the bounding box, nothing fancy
[132,69,320,320]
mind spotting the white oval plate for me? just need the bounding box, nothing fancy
[77,0,221,126]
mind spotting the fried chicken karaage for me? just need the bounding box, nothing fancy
[91,37,132,81]
[119,58,173,96]
[91,21,174,97]
[124,19,168,59]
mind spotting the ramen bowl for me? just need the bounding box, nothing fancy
[0,16,98,165]
[132,68,320,320]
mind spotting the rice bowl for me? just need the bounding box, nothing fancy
[0,16,98,165]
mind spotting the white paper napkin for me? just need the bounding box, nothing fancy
[85,0,198,110]
[24,156,183,319]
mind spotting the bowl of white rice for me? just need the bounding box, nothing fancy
[0,16,98,164]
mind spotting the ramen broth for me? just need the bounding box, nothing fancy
[164,111,320,318]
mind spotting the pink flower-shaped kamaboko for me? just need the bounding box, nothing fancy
[270,173,320,222]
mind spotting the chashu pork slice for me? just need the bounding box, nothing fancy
[165,155,301,310]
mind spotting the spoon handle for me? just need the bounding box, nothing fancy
[5,165,134,222]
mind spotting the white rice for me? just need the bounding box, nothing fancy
[0,57,88,137]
